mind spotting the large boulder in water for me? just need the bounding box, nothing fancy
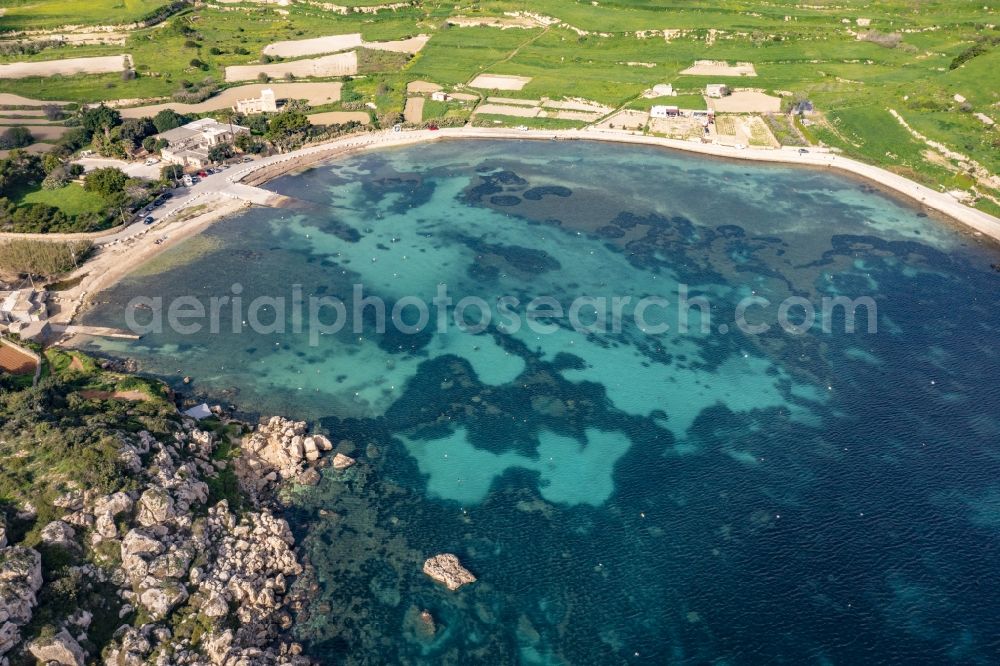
[422,553,476,591]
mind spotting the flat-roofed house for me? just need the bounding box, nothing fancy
[650,105,680,118]
[157,118,250,169]
[0,289,47,325]
[234,88,278,114]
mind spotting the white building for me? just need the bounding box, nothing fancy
[234,88,278,114]
[705,84,730,98]
[156,118,250,169]
[430,91,449,102]
[650,105,679,118]
[0,289,47,325]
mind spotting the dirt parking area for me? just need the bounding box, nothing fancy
[469,74,532,91]
[0,54,128,78]
[225,52,357,82]
[680,60,757,77]
[74,157,163,179]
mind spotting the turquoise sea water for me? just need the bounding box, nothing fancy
[81,140,1000,663]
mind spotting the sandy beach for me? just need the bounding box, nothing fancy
[33,125,1000,328]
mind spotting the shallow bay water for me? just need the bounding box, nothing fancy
[81,140,1000,663]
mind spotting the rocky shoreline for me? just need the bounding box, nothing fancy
[0,407,336,666]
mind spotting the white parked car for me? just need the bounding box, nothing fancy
[145,158,160,166]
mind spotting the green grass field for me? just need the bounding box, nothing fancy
[0,0,166,32]
[17,183,108,216]
[0,0,996,208]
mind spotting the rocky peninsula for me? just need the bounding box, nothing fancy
[0,355,381,666]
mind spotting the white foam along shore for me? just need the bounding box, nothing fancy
[33,124,1000,328]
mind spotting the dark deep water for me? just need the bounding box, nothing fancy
[81,140,1000,664]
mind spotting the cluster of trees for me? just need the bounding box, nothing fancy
[0,239,93,278]
[0,148,159,233]
[80,105,162,159]
[0,127,33,150]
[64,105,195,160]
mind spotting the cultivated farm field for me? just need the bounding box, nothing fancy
[0,0,996,212]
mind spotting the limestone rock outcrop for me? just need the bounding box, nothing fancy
[0,547,43,660]
[28,628,85,666]
[422,554,477,591]
[239,417,335,493]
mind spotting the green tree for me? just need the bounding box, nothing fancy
[207,142,234,163]
[84,167,128,197]
[153,108,187,133]
[80,105,122,137]
[160,164,184,181]
[117,118,156,149]
[0,150,44,191]
[41,153,62,175]
[0,127,33,149]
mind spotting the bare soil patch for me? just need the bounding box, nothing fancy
[307,111,370,125]
[264,33,428,58]
[680,60,757,77]
[0,343,37,375]
[469,74,532,91]
[225,52,357,82]
[0,54,128,78]
[406,80,441,94]
[0,93,69,106]
[79,389,151,401]
[119,82,342,118]
[447,15,542,29]
[403,97,424,124]
[709,91,781,113]
[475,103,539,118]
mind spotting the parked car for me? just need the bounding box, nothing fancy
[161,192,173,199]
[798,148,810,154]
[197,170,208,178]
[144,216,155,225]
[144,158,160,166]
[242,157,254,163]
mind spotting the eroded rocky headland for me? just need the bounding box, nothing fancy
[0,356,350,666]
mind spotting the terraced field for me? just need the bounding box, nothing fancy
[0,0,995,211]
